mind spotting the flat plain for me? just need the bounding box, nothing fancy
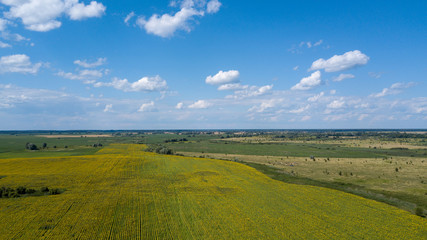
[0,143,426,239]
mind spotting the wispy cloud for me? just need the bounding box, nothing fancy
[333,73,355,82]
[0,54,42,74]
[248,99,283,113]
[371,82,416,98]
[0,41,11,48]
[307,92,324,102]
[228,85,273,99]
[289,39,323,53]
[289,104,310,114]
[124,12,135,25]
[103,104,113,112]
[74,58,107,68]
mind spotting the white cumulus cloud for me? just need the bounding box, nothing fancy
[206,70,240,85]
[0,54,42,74]
[309,50,369,72]
[138,101,155,112]
[1,0,106,32]
[175,102,184,109]
[327,99,345,109]
[95,76,168,92]
[207,0,221,13]
[103,104,112,112]
[291,71,322,90]
[188,99,212,109]
[135,1,221,38]
[136,7,203,38]
[67,1,106,20]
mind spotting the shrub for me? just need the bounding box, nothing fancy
[16,186,26,194]
[26,188,36,194]
[415,207,424,218]
[8,191,19,198]
[41,187,49,192]
[49,188,60,195]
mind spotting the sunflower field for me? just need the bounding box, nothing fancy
[0,144,425,239]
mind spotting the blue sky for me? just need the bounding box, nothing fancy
[0,0,426,130]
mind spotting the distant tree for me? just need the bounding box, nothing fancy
[42,143,47,149]
[25,143,39,150]
[144,145,174,155]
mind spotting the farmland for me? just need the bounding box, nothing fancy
[163,131,427,216]
[0,143,426,239]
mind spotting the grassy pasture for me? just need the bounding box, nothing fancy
[166,140,427,158]
[0,134,133,159]
[224,136,427,149]
[0,132,220,159]
[0,144,425,239]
